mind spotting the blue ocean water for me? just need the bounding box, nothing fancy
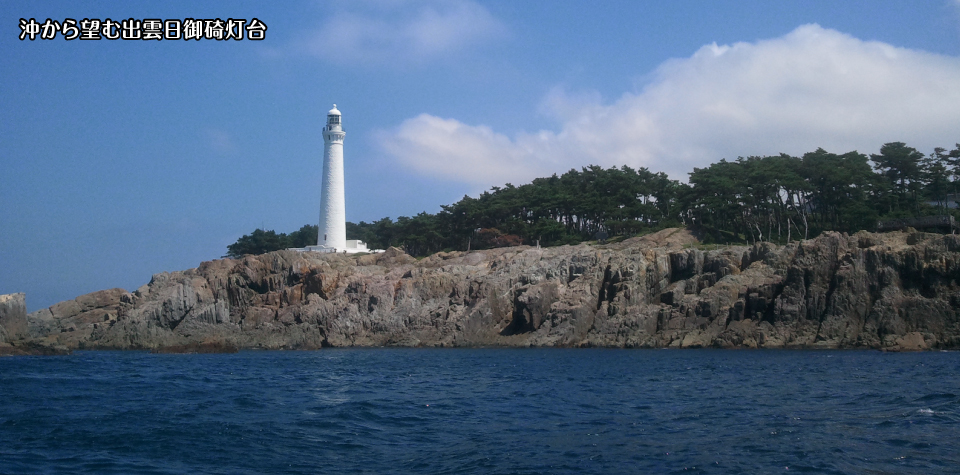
[1,349,958,474]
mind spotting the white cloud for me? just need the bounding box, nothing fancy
[378,24,960,185]
[300,0,506,65]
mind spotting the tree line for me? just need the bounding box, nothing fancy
[226,141,960,258]
[225,225,318,258]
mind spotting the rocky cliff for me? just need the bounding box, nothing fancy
[0,293,27,344]
[0,292,70,355]
[10,228,960,352]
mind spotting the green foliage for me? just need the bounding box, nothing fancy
[683,142,954,244]
[224,225,318,258]
[871,142,925,215]
[227,141,960,257]
[287,225,319,248]
[225,229,288,258]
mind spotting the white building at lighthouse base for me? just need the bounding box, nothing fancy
[302,239,373,254]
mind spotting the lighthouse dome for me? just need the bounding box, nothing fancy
[328,104,341,116]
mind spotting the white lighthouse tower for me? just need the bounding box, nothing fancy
[306,104,370,254]
[317,104,347,251]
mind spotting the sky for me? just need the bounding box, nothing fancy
[2,0,960,312]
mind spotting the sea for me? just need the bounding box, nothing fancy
[1,349,958,474]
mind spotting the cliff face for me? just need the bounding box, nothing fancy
[17,229,960,351]
[0,292,69,355]
[0,293,28,344]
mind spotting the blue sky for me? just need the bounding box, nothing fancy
[3,0,960,311]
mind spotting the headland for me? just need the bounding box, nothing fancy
[3,228,959,353]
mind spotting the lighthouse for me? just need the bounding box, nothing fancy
[305,104,371,254]
[317,104,347,251]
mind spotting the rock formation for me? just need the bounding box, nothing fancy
[0,292,27,344]
[1,292,71,355]
[9,228,960,352]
